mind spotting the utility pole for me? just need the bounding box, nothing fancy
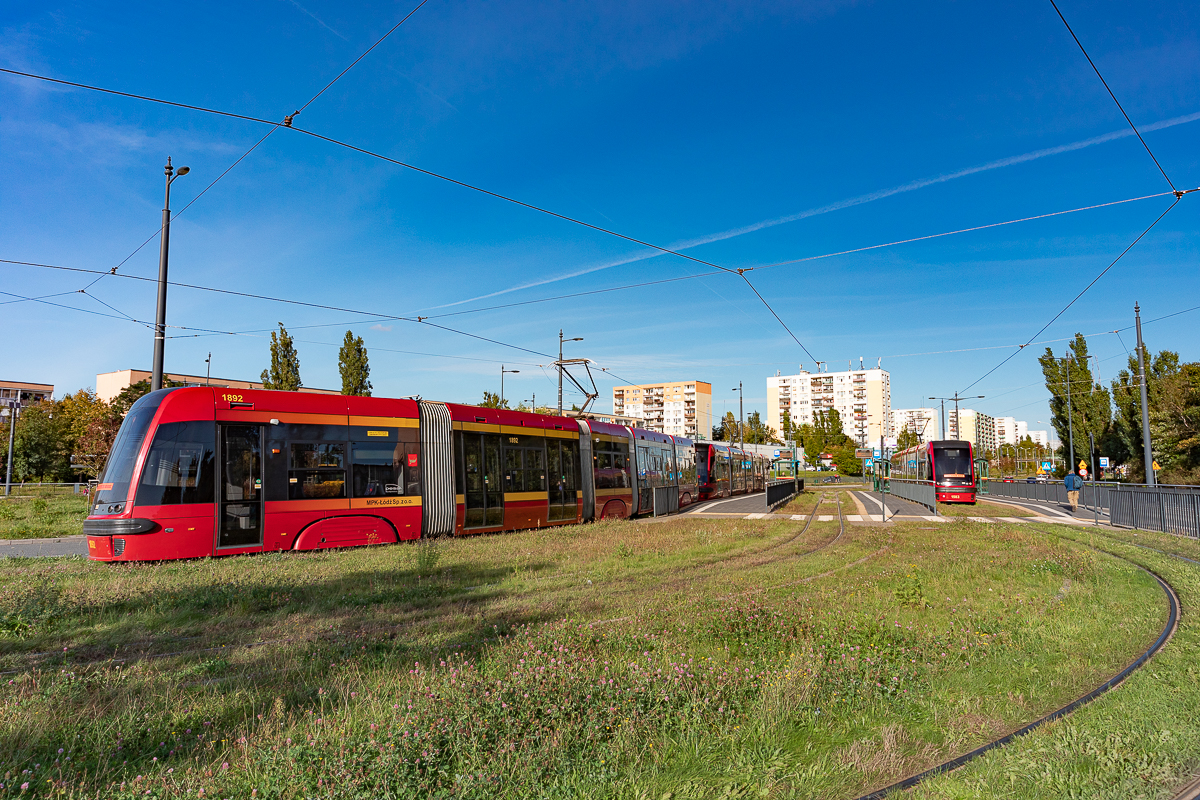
[930,394,983,441]
[1089,431,1098,525]
[1135,303,1155,486]
[1061,356,1075,474]
[4,391,19,496]
[151,157,189,392]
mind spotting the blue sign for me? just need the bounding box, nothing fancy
[1099,457,1110,468]
[865,458,873,468]
[873,449,881,459]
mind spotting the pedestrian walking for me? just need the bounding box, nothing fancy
[1064,470,1083,512]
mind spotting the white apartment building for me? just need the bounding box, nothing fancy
[951,409,997,455]
[766,366,891,445]
[612,381,712,439]
[1027,430,1050,448]
[892,408,942,443]
[993,416,1029,446]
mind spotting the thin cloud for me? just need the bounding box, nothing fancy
[282,0,350,41]
[369,323,393,331]
[423,110,1200,311]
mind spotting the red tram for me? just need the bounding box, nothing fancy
[888,439,977,504]
[83,387,757,562]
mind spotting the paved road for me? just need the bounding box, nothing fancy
[0,535,88,558]
[683,492,770,515]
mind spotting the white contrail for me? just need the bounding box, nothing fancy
[422,110,1200,311]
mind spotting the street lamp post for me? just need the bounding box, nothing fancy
[1060,356,1076,474]
[557,330,583,416]
[151,157,189,392]
[732,383,743,449]
[501,365,519,406]
[929,394,984,441]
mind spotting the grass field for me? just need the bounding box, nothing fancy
[0,492,89,540]
[936,500,1037,518]
[0,511,1191,799]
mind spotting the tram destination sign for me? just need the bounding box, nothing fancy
[854,448,872,459]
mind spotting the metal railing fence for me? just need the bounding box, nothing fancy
[887,478,938,514]
[766,478,803,510]
[1109,486,1200,538]
[984,479,1199,516]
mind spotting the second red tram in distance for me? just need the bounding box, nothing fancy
[888,439,978,504]
[84,387,766,562]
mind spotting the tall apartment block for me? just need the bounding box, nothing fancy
[993,416,1029,446]
[892,407,942,442]
[612,381,713,439]
[951,408,997,455]
[766,367,891,445]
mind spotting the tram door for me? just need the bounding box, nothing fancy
[463,433,504,528]
[548,439,579,521]
[219,424,263,549]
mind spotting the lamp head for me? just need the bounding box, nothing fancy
[176,166,190,176]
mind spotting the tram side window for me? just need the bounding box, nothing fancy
[351,442,420,497]
[135,421,216,505]
[289,443,346,499]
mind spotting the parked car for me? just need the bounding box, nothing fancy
[1025,476,1037,483]
[1003,477,1014,483]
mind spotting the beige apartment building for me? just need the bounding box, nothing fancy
[892,407,942,442]
[612,381,712,439]
[951,408,997,456]
[96,369,338,404]
[767,367,891,445]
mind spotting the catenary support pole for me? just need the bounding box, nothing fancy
[1063,356,1075,476]
[1135,303,1155,486]
[4,391,18,497]
[152,157,187,392]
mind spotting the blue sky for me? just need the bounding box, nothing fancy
[3,0,1198,433]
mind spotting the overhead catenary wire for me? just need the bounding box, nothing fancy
[73,0,432,293]
[0,65,739,279]
[958,194,1186,394]
[1047,0,1178,193]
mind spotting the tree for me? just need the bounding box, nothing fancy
[74,413,121,479]
[744,411,782,444]
[796,409,851,461]
[895,427,922,450]
[1038,333,1111,470]
[780,413,795,443]
[261,323,302,391]
[831,445,862,476]
[13,400,70,481]
[1153,362,1200,482]
[337,330,373,396]
[1110,345,1179,480]
[721,411,739,442]
[479,391,509,409]
[111,378,182,417]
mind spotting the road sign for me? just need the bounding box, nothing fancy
[1078,460,1087,470]
[854,448,872,459]
[1153,460,1162,471]
[873,448,881,459]
[1041,461,1052,471]
[776,449,793,460]
[1099,457,1110,468]
[865,458,873,468]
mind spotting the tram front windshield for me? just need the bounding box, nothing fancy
[92,390,170,510]
[932,447,972,484]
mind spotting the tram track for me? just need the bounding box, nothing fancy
[853,521,1184,800]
